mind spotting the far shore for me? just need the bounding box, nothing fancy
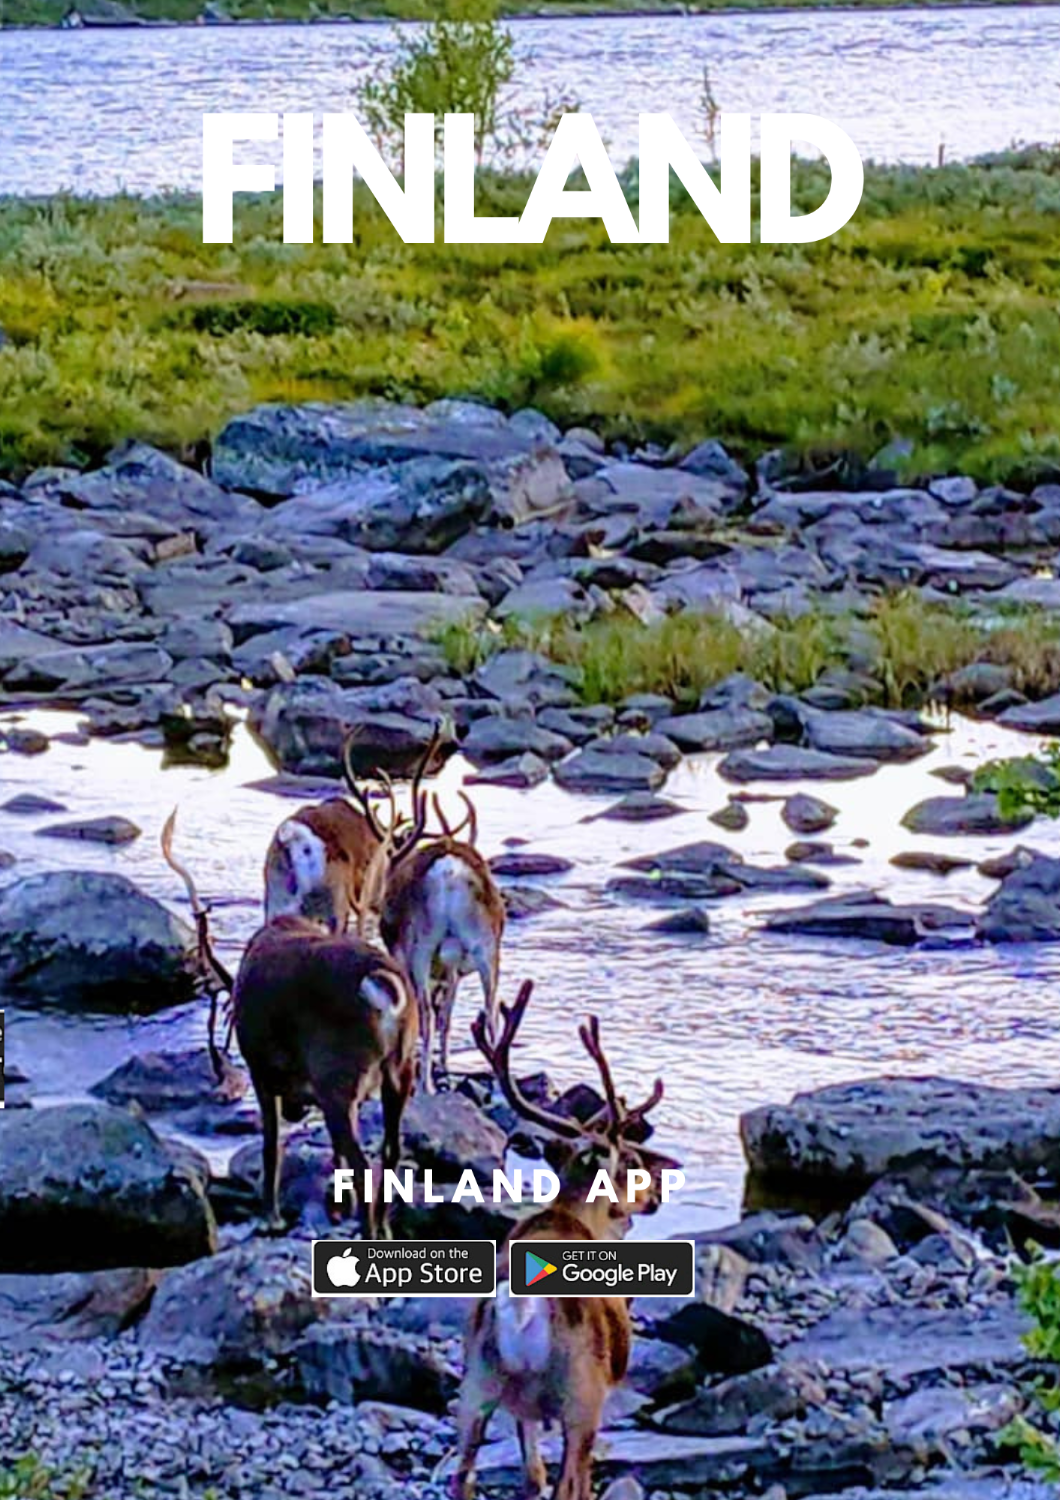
[2,0,1058,33]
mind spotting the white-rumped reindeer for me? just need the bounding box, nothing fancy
[163,814,418,1236]
[379,787,505,1093]
[263,724,440,936]
[451,979,679,1500]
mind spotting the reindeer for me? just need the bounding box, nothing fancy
[263,726,438,937]
[379,788,504,1093]
[451,980,677,1500]
[163,817,418,1237]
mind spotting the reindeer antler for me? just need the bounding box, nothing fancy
[430,789,478,846]
[473,982,664,1150]
[160,808,235,1081]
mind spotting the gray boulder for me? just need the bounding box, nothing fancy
[653,708,772,753]
[553,749,667,795]
[36,815,141,846]
[0,1267,159,1349]
[460,716,573,766]
[998,692,1060,734]
[979,853,1060,942]
[782,794,837,834]
[741,1075,1060,1192]
[247,678,449,778]
[901,793,1033,837]
[800,708,932,763]
[0,1104,216,1272]
[763,892,973,946]
[4,641,174,694]
[47,442,262,537]
[719,746,878,782]
[90,1048,247,1112]
[0,871,198,1011]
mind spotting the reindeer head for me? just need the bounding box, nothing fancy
[472,981,679,1239]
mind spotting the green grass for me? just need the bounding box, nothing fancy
[3,0,1053,25]
[2,151,1060,479]
[435,594,1060,708]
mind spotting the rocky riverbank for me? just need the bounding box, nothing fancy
[3,1059,1060,1498]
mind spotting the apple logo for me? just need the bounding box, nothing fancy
[328,1246,361,1288]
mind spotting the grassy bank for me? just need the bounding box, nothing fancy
[1,151,1060,480]
[2,0,1054,26]
[435,595,1060,708]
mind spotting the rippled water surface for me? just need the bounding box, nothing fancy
[4,708,1060,1232]
[1,7,1058,195]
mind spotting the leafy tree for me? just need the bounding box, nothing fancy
[360,0,515,164]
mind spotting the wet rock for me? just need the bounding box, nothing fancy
[786,841,860,867]
[488,852,574,877]
[618,692,677,726]
[584,731,682,768]
[0,871,198,1011]
[653,708,773,753]
[901,793,1033,837]
[782,793,838,834]
[978,845,1044,879]
[1,792,68,815]
[979,852,1060,942]
[381,1090,506,1181]
[645,907,711,936]
[720,745,878,782]
[710,798,750,831]
[624,839,742,874]
[465,752,550,789]
[554,748,667,795]
[0,1103,216,1272]
[763,892,972,946]
[589,791,685,822]
[248,679,451,778]
[608,871,743,905]
[537,704,615,743]
[0,850,14,870]
[36,815,141,846]
[90,1049,247,1112]
[2,725,49,755]
[998,691,1060,734]
[460,716,573,766]
[295,1324,459,1413]
[890,850,974,875]
[797,706,932,762]
[741,1075,1060,1193]
[502,884,566,920]
[0,1267,159,1349]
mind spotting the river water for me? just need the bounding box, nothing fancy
[0,7,1057,196]
[3,706,1060,1232]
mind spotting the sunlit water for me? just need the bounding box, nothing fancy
[3,707,1060,1232]
[0,7,1058,197]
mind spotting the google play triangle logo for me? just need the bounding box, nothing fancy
[525,1250,559,1286]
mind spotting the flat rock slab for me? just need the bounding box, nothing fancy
[798,1478,1056,1500]
[741,1075,1060,1191]
[763,893,972,946]
[0,1267,159,1348]
[228,590,483,642]
[901,794,1033,837]
[719,746,879,782]
[783,1301,1030,1381]
[474,1428,767,1490]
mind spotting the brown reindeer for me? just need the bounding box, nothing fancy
[163,821,418,1237]
[263,726,437,936]
[379,789,504,1093]
[451,980,676,1500]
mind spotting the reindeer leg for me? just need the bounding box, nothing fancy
[517,1421,547,1499]
[321,1093,372,1234]
[450,1377,498,1500]
[420,999,437,1096]
[555,1400,601,1500]
[437,975,458,1087]
[256,1087,285,1234]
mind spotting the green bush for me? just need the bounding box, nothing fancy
[1004,1255,1060,1482]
